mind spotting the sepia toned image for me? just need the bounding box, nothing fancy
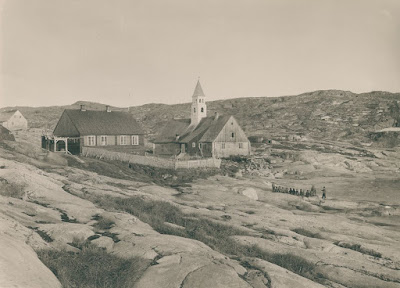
[1,0,400,287]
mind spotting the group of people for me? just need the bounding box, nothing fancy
[272,183,326,199]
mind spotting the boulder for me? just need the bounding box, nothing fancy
[240,188,258,201]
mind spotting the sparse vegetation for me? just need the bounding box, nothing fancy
[93,216,115,230]
[68,236,89,250]
[292,228,322,239]
[334,241,382,258]
[88,194,323,282]
[0,180,25,199]
[27,226,53,242]
[37,244,150,288]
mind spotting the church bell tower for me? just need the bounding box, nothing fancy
[191,80,207,126]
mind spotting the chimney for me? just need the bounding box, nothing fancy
[80,104,86,111]
[106,105,111,112]
[214,112,219,120]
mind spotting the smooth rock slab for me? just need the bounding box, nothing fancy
[0,235,61,288]
[181,263,252,288]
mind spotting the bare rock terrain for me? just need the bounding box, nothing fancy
[1,129,400,287]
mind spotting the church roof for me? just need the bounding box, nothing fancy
[154,115,232,144]
[153,119,191,143]
[192,80,205,98]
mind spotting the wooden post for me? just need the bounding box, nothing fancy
[65,139,68,154]
[54,139,57,152]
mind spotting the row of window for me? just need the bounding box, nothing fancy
[87,135,139,146]
[191,142,245,149]
[193,98,205,104]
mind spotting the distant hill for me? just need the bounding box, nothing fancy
[2,90,400,145]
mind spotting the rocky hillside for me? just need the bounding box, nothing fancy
[2,90,400,145]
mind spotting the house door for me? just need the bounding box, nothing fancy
[180,144,186,154]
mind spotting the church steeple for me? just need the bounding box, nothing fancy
[191,80,207,126]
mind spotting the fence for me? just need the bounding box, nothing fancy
[81,147,221,169]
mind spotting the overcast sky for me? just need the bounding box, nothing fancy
[0,0,399,108]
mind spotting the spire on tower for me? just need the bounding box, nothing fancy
[192,80,205,98]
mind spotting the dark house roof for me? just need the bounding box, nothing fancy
[0,110,18,122]
[0,125,15,141]
[154,115,231,144]
[53,109,144,137]
[153,119,191,143]
[0,125,12,134]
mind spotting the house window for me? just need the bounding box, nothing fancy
[120,135,128,145]
[100,136,107,146]
[194,108,196,113]
[132,135,139,145]
[192,142,196,148]
[231,132,235,138]
[87,136,96,146]
[239,143,243,149]
[201,108,204,112]
[222,143,225,149]
[199,143,202,149]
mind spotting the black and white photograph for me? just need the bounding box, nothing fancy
[0,0,399,287]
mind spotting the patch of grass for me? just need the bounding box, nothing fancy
[99,231,120,243]
[68,236,90,250]
[93,216,115,230]
[0,180,25,199]
[334,241,382,258]
[37,245,150,288]
[221,214,232,221]
[27,226,53,242]
[87,234,101,241]
[55,208,78,223]
[244,210,256,215]
[31,200,50,208]
[88,194,323,282]
[35,220,54,224]
[292,228,323,239]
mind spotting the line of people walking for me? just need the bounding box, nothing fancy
[272,183,321,198]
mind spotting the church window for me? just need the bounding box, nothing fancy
[201,108,204,112]
[194,108,196,112]
[239,143,243,148]
[231,132,235,138]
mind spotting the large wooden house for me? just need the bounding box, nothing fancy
[0,110,28,131]
[44,105,144,155]
[154,81,251,158]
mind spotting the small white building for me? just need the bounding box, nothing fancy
[0,110,28,131]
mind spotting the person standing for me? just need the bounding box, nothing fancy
[322,186,327,200]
